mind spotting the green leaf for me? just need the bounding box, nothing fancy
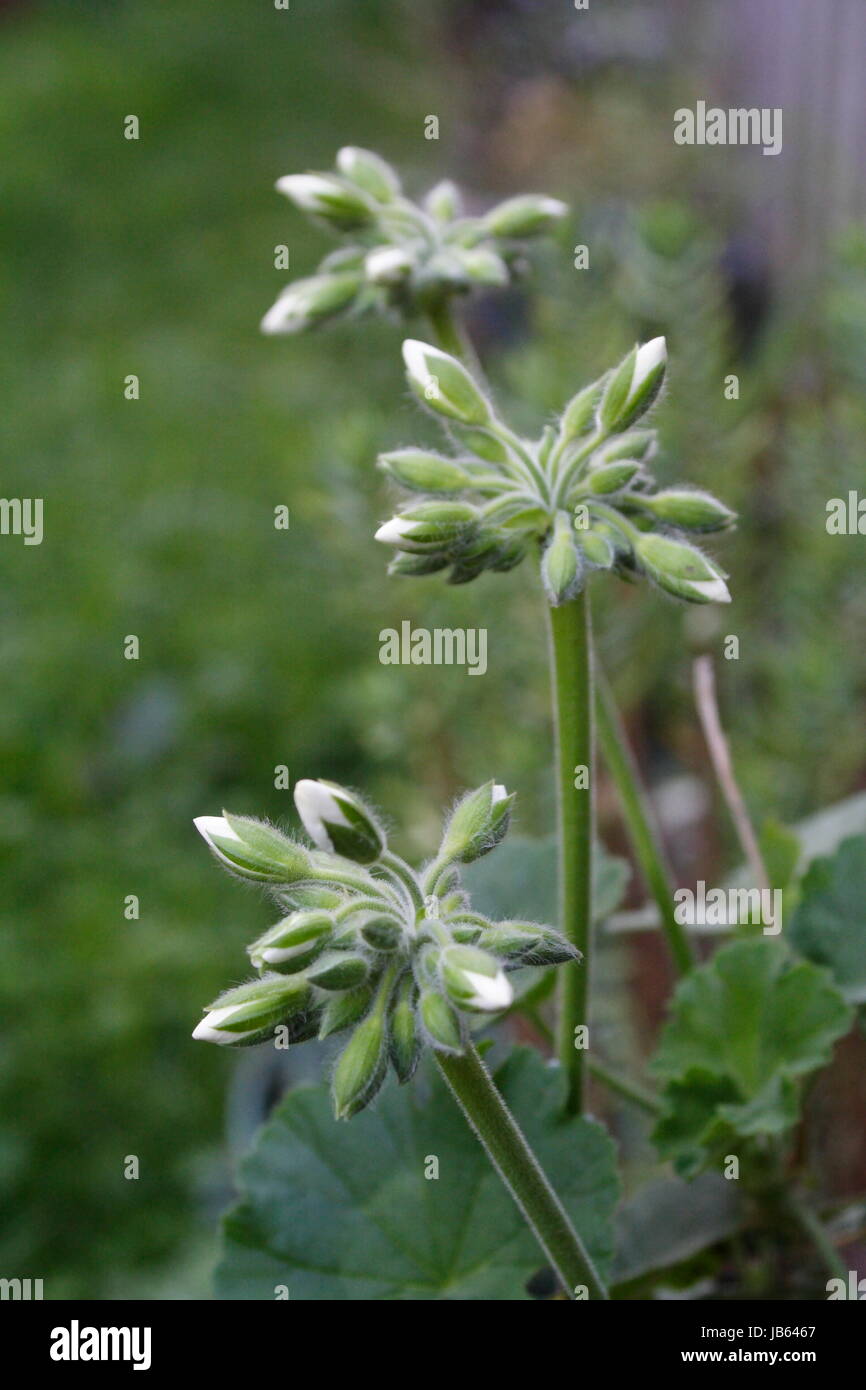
[463,834,629,925]
[649,939,852,1174]
[612,1174,743,1286]
[215,1047,619,1300]
[790,836,866,1004]
[759,818,801,891]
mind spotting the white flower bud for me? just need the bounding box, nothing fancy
[336,146,400,202]
[635,532,731,604]
[440,945,514,1013]
[482,194,568,238]
[439,780,515,864]
[275,173,372,228]
[294,779,385,864]
[402,339,493,426]
[260,272,360,335]
[192,975,311,1046]
[364,246,414,286]
[194,813,312,883]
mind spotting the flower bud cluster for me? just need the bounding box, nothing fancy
[261,146,567,335]
[376,336,735,605]
[193,779,576,1119]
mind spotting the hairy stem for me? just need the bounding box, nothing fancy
[436,1043,608,1299]
[595,668,694,974]
[547,593,594,1115]
[424,298,484,378]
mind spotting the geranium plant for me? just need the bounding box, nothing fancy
[194,149,863,1302]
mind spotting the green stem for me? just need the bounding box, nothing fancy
[547,592,594,1115]
[424,298,483,377]
[587,1057,660,1116]
[783,1191,848,1282]
[523,1006,659,1116]
[595,668,694,974]
[380,850,424,913]
[436,1043,608,1299]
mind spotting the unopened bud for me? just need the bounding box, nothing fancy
[261,272,360,335]
[541,510,583,606]
[402,340,493,426]
[439,781,515,865]
[588,460,642,494]
[331,1012,388,1119]
[192,974,311,1047]
[318,983,374,1039]
[275,172,372,229]
[599,337,667,434]
[482,194,568,238]
[293,779,385,864]
[636,489,735,532]
[635,532,731,604]
[450,247,509,287]
[336,146,400,202]
[248,911,333,973]
[378,448,471,494]
[364,245,414,286]
[424,179,463,222]
[307,950,370,992]
[194,814,312,884]
[360,917,402,953]
[419,988,464,1053]
[390,974,420,1083]
[440,944,513,1013]
[375,501,478,551]
[559,381,604,443]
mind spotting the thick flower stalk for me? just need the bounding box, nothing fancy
[375,335,735,603]
[192,779,578,1120]
[261,146,566,337]
[376,334,735,1110]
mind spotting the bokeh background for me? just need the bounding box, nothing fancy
[3,0,866,1297]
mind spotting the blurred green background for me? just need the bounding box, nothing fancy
[2,0,865,1297]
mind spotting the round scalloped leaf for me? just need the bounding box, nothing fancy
[215,1047,619,1300]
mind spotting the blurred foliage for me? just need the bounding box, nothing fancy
[2,0,865,1296]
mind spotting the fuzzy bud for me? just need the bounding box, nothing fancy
[248,911,334,973]
[482,194,568,238]
[192,974,311,1047]
[194,814,312,884]
[275,172,373,229]
[293,779,385,864]
[336,146,400,202]
[541,510,583,606]
[378,448,471,494]
[260,272,361,335]
[418,989,464,1053]
[636,489,735,532]
[635,532,731,604]
[402,340,493,426]
[439,781,515,865]
[439,944,513,1013]
[599,337,667,434]
[331,1012,388,1119]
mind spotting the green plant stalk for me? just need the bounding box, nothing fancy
[547,594,594,1115]
[594,669,694,974]
[783,1190,848,1282]
[436,1043,608,1299]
